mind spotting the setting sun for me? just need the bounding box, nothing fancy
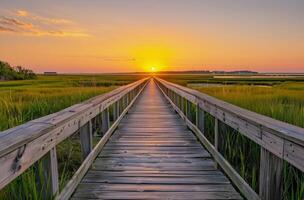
[0,1,303,199]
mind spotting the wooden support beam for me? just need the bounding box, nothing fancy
[123,96,127,110]
[178,95,182,109]
[80,121,93,160]
[181,97,185,113]
[101,108,110,135]
[113,101,119,121]
[214,118,219,169]
[39,147,59,198]
[172,92,176,105]
[186,100,192,120]
[259,147,283,200]
[126,92,130,105]
[196,104,205,133]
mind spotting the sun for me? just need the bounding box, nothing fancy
[151,67,156,72]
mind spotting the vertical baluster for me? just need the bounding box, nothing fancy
[120,98,123,114]
[173,91,176,105]
[196,104,205,133]
[214,118,219,169]
[113,103,117,121]
[123,95,127,110]
[80,120,93,159]
[101,108,110,135]
[178,95,181,109]
[186,100,192,121]
[180,97,184,113]
[126,92,130,106]
[259,147,283,200]
[114,101,120,120]
[40,147,59,198]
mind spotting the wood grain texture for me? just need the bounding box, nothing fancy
[259,147,283,200]
[72,79,242,200]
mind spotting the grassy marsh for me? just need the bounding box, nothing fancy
[0,74,144,199]
[160,74,304,199]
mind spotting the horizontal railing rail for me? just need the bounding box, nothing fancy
[155,77,304,200]
[0,77,149,199]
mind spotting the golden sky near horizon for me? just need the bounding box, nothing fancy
[0,0,304,73]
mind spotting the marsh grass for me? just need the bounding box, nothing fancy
[162,75,304,199]
[0,74,143,199]
[197,83,304,199]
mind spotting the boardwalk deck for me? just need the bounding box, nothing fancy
[72,79,242,199]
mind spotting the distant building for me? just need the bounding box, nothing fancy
[44,72,57,75]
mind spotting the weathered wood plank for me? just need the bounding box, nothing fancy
[0,78,148,191]
[72,191,242,200]
[155,77,304,173]
[259,147,283,200]
[196,103,205,133]
[72,79,242,200]
[156,78,257,200]
[39,147,59,198]
[55,79,149,200]
[80,121,93,160]
[75,183,235,192]
[101,108,110,135]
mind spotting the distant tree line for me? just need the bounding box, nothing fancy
[0,60,36,80]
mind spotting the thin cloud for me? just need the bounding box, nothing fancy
[15,10,73,25]
[0,25,17,32]
[104,57,136,62]
[0,16,33,28]
[16,10,28,17]
[66,55,137,62]
[0,10,90,37]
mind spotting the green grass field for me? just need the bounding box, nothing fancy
[1,73,303,199]
[0,74,145,131]
[159,74,304,200]
[0,74,145,199]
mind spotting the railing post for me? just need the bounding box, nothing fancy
[123,96,127,110]
[39,147,59,198]
[101,107,110,134]
[126,92,130,106]
[80,120,93,159]
[214,118,219,169]
[181,97,185,113]
[113,101,119,121]
[177,95,181,108]
[196,104,204,133]
[172,91,177,105]
[259,147,283,200]
[119,98,123,114]
[186,100,192,120]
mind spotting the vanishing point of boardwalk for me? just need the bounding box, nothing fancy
[72,80,242,199]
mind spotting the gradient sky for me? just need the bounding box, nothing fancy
[0,0,303,73]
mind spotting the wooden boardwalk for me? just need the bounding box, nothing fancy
[72,80,242,199]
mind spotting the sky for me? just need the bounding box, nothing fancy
[0,0,303,73]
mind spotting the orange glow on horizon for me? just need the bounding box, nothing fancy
[0,3,303,73]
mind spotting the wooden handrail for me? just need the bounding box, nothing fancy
[155,77,304,200]
[0,77,149,198]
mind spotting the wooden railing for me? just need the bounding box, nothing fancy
[0,77,149,199]
[155,77,304,200]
